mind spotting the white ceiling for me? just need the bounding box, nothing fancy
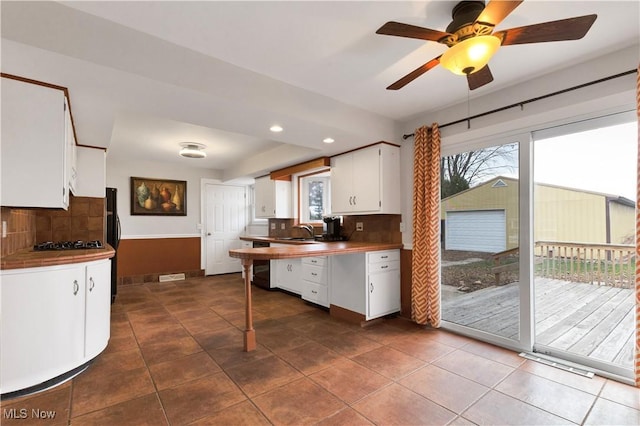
[1,1,638,180]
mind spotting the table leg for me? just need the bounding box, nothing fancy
[242,259,256,351]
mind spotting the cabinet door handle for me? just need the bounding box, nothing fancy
[89,277,95,292]
[369,282,374,293]
[348,196,353,205]
[381,265,388,269]
[381,255,388,259]
[311,259,317,263]
[73,280,79,295]
[311,272,318,276]
[353,196,356,205]
[311,290,318,294]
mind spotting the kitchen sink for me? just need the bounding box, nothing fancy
[275,237,317,241]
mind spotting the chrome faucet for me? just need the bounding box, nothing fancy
[295,223,314,238]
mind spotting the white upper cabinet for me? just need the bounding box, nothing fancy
[254,175,292,218]
[1,77,70,209]
[74,146,106,198]
[330,143,400,215]
[66,101,77,195]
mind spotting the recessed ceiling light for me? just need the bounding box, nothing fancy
[270,125,283,132]
[179,142,207,158]
[323,138,335,144]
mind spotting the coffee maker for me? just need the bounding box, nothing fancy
[322,216,342,241]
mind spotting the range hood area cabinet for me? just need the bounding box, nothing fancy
[1,76,75,209]
[330,143,400,215]
[254,175,292,219]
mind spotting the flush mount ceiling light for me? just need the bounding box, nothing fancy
[269,125,283,132]
[323,138,335,144]
[179,142,207,158]
[439,35,501,76]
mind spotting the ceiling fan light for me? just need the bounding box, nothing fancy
[440,35,501,76]
[179,142,207,158]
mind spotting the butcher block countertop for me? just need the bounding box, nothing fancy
[1,245,116,270]
[233,237,402,260]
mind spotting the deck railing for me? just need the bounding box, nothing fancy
[534,241,635,288]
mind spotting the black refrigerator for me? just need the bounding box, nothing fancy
[106,187,121,303]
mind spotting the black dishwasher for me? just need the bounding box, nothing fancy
[252,241,271,289]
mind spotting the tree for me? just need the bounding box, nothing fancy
[440,143,518,199]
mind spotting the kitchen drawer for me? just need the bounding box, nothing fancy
[302,263,327,285]
[302,281,329,307]
[302,256,327,267]
[368,260,400,273]
[367,250,400,264]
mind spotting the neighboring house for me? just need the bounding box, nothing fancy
[441,176,635,253]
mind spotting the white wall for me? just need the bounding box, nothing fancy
[106,158,222,238]
[399,44,639,249]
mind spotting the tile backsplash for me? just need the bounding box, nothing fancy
[267,214,401,243]
[0,207,37,257]
[1,195,106,257]
[35,196,105,243]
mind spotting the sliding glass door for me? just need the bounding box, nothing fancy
[440,110,636,380]
[440,137,529,349]
[532,112,636,378]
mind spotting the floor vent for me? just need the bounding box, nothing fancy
[159,273,186,282]
[519,353,594,378]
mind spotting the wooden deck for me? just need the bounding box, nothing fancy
[442,278,634,369]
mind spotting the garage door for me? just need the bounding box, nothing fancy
[445,210,506,253]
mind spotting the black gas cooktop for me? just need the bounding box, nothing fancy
[33,240,104,251]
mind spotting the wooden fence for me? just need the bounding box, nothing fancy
[534,241,635,288]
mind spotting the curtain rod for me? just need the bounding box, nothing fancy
[402,69,637,140]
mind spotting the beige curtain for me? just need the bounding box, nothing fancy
[411,124,441,326]
[634,64,640,386]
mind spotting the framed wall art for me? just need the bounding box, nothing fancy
[130,177,187,216]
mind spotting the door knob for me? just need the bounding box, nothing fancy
[207,233,212,236]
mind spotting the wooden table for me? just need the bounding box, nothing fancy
[229,241,403,351]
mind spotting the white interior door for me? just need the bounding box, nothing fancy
[205,184,247,275]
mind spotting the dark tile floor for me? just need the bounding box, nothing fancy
[3,273,640,425]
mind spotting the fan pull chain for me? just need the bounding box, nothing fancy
[467,88,471,129]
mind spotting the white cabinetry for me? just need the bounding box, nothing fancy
[254,176,291,218]
[74,146,106,198]
[272,258,302,295]
[366,250,401,319]
[0,259,111,393]
[84,260,112,359]
[301,256,329,307]
[331,249,400,320]
[330,143,400,215]
[1,77,71,209]
[241,241,253,280]
[66,101,78,195]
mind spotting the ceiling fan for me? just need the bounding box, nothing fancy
[376,0,597,90]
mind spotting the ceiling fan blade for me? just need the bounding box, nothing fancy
[467,65,494,90]
[495,14,597,46]
[476,0,523,27]
[376,21,450,42]
[387,56,441,90]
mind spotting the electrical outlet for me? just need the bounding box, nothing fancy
[280,223,286,230]
[356,222,363,231]
[270,223,276,230]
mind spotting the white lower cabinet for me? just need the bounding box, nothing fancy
[272,258,302,295]
[301,256,329,307]
[84,260,112,359]
[366,251,401,319]
[331,249,400,320]
[1,259,111,394]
